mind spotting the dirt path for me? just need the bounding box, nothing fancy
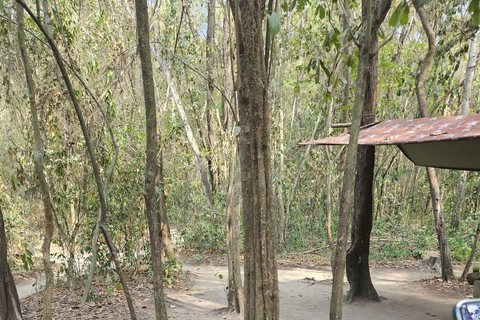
[18,259,469,319]
[163,263,465,320]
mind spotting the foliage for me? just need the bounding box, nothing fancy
[178,219,226,253]
[370,218,437,261]
[0,0,478,291]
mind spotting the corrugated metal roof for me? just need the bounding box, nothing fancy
[299,113,480,146]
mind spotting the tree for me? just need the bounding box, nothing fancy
[135,0,169,318]
[452,28,480,232]
[226,147,244,313]
[412,0,454,281]
[0,206,23,320]
[230,0,279,317]
[346,0,392,303]
[205,0,219,194]
[150,44,214,208]
[15,1,138,317]
[330,0,392,318]
[16,4,55,319]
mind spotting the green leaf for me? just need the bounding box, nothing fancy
[318,59,331,78]
[315,4,325,19]
[267,13,280,37]
[378,27,385,40]
[115,283,123,290]
[469,0,479,13]
[282,1,289,12]
[389,3,409,27]
[289,0,297,12]
[399,4,410,25]
[294,83,300,94]
[473,7,480,25]
[107,287,113,295]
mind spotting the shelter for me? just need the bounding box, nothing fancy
[299,113,480,171]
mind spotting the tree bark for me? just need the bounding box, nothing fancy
[16,5,54,319]
[346,0,392,303]
[135,0,169,318]
[460,222,480,281]
[412,0,454,281]
[330,0,392,317]
[226,147,244,313]
[15,1,137,317]
[277,12,289,245]
[0,206,23,320]
[231,0,279,316]
[157,148,176,264]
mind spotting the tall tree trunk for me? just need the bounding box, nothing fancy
[452,29,480,231]
[335,3,352,249]
[330,0,392,318]
[231,0,279,317]
[224,2,243,313]
[412,0,454,281]
[0,206,23,320]
[15,2,138,317]
[222,0,235,134]
[135,0,169,318]
[277,12,289,245]
[346,0,392,303]
[16,5,54,319]
[151,45,214,207]
[226,147,244,313]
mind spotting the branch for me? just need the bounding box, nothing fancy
[339,0,361,47]
[151,41,237,121]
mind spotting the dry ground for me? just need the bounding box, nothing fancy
[17,253,471,320]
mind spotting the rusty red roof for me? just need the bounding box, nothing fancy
[299,113,480,170]
[299,113,480,146]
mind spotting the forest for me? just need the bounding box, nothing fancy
[1,0,480,319]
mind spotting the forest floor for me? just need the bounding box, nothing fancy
[16,252,471,320]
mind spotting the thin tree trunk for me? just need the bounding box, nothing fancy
[157,148,176,263]
[226,146,244,313]
[15,1,137,317]
[334,4,352,249]
[205,0,218,194]
[453,29,479,231]
[412,0,454,281]
[151,45,213,207]
[222,0,235,134]
[330,0,392,317]
[345,0,392,303]
[135,0,169,318]
[330,47,367,320]
[0,206,23,320]
[324,86,336,248]
[277,13,288,245]
[16,6,54,319]
[453,171,468,231]
[460,28,480,115]
[460,222,480,281]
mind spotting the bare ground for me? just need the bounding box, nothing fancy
[17,254,471,320]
